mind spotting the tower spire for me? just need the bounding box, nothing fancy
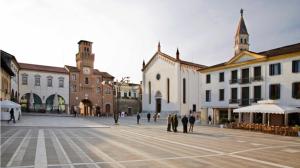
[158,41,161,52]
[234,9,249,55]
[176,48,180,60]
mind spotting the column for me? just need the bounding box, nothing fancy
[262,113,266,124]
[284,113,288,126]
[228,108,232,121]
[238,113,242,123]
[250,113,253,123]
[201,108,208,125]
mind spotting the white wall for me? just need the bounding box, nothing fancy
[19,70,69,105]
[142,55,179,114]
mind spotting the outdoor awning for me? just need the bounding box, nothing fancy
[233,100,300,114]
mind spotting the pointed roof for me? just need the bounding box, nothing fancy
[235,9,248,36]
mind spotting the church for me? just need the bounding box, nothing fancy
[141,43,207,116]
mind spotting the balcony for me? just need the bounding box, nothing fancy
[229,79,238,84]
[229,99,240,104]
[239,78,251,84]
[251,76,264,82]
[239,99,251,106]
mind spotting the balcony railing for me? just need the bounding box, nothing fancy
[239,78,251,84]
[251,76,264,82]
[229,99,240,104]
[229,79,238,84]
[239,99,251,106]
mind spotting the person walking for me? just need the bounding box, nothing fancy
[73,106,77,117]
[181,115,188,133]
[189,115,196,132]
[147,112,151,122]
[167,114,172,132]
[153,113,157,122]
[7,108,16,124]
[208,115,212,125]
[137,113,141,124]
[174,114,178,132]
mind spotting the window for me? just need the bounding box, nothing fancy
[219,72,224,82]
[269,84,280,100]
[85,77,89,84]
[253,66,262,81]
[105,88,111,94]
[219,89,224,101]
[34,75,40,86]
[183,78,186,104]
[124,92,128,98]
[231,70,238,84]
[59,77,64,88]
[206,90,211,102]
[72,85,77,92]
[167,78,170,103]
[133,92,137,98]
[292,60,300,73]
[47,76,53,87]
[96,77,101,84]
[253,86,261,102]
[206,74,211,83]
[269,63,281,76]
[231,88,238,103]
[129,91,131,97]
[96,87,101,93]
[149,81,151,104]
[22,74,28,85]
[292,82,300,99]
[71,74,76,80]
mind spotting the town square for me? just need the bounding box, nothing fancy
[1,0,300,168]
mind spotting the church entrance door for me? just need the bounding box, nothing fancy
[156,98,161,113]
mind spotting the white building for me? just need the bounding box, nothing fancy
[19,63,70,114]
[142,9,300,126]
[199,10,300,126]
[142,43,206,116]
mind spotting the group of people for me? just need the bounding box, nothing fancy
[167,114,196,133]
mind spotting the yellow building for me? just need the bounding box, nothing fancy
[1,50,15,100]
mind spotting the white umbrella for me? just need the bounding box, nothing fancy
[53,93,59,111]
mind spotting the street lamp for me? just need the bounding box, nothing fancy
[114,76,130,124]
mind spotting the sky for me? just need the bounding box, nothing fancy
[1,0,300,83]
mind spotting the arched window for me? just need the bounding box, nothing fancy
[148,81,151,104]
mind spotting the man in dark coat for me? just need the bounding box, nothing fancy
[173,114,178,132]
[189,115,196,132]
[147,112,151,122]
[8,108,16,124]
[167,114,172,132]
[181,115,188,133]
[137,113,141,124]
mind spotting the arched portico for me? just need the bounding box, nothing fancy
[80,99,93,116]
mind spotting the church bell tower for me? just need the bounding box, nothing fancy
[234,9,249,56]
[76,40,95,69]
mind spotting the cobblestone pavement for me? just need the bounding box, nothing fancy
[1,116,300,168]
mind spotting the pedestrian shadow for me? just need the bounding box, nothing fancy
[189,132,227,138]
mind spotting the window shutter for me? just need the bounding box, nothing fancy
[278,84,281,99]
[292,61,296,73]
[269,85,272,99]
[269,64,273,75]
[278,63,281,75]
[292,83,295,98]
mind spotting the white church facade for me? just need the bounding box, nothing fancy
[141,43,206,116]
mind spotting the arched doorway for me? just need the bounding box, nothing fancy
[45,94,66,113]
[20,93,42,112]
[80,99,92,116]
[155,91,162,113]
[105,104,111,114]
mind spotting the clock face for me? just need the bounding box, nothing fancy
[83,67,90,75]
